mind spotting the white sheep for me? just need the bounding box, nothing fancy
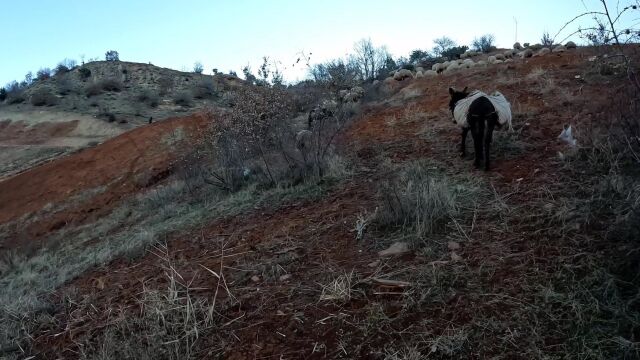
[513,42,522,50]
[416,67,424,73]
[415,71,424,78]
[495,53,506,61]
[533,48,551,57]
[494,59,504,64]
[529,44,543,51]
[518,49,534,58]
[487,55,497,64]
[423,70,437,77]
[552,45,567,53]
[503,49,517,58]
[565,41,577,49]
[432,63,446,73]
[445,62,460,72]
[476,60,487,66]
[394,69,413,81]
[461,59,475,69]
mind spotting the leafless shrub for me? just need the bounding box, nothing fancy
[375,161,480,244]
[137,89,160,107]
[173,91,193,107]
[30,88,58,106]
[175,87,352,194]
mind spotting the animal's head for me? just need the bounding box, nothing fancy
[448,86,469,113]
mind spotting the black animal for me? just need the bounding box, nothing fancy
[448,87,500,171]
[148,116,153,124]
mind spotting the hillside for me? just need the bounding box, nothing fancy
[1,46,639,359]
[0,61,247,179]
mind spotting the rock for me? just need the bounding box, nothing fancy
[251,275,261,283]
[279,274,292,282]
[447,241,461,250]
[378,242,410,257]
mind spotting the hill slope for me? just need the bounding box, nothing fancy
[1,47,639,359]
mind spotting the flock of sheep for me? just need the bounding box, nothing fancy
[386,41,578,81]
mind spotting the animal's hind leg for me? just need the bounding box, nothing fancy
[484,118,496,171]
[460,127,469,158]
[470,119,484,169]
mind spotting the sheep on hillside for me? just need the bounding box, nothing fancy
[476,60,487,66]
[495,53,506,61]
[518,49,534,58]
[445,62,460,73]
[394,69,413,81]
[487,55,497,64]
[529,44,543,51]
[432,63,446,73]
[415,71,424,78]
[565,41,577,49]
[513,42,523,50]
[552,45,567,53]
[533,48,550,57]
[423,70,437,77]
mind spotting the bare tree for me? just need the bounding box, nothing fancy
[555,0,639,90]
[432,36,457,57]
[350,38,390,82]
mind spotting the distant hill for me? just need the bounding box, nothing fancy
[1,60,246,126]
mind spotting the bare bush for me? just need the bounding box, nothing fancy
[472,34,496,53]
[36,68,51,81]
[85,78,123,97]
[137,89,160,107]
[375,161,480,244]
[30,88,58,106]
[173,91,193,107]
[192,79,217,99]
[105,50,119,61]
[177,87,352,193]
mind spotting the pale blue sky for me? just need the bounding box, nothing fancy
[0,0,627,85]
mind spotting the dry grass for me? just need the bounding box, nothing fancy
[319,271,358,303]
[375,160,482,247]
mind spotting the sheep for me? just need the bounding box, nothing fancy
[552,45,567,53]
[432,63,446,73]
[423,70,437,77]
[529,43,543,51]
[461,59,475,69]
[460,52,469,59]
[565,41,577,49]
[523,42,531,48]
[415,71,424,78]
[533,47,551,57]
[495,53,506,61]
[513,42,523,50]
[518,49,534,58]
[445,62,460,73]
[494,59,504,64]
[503,49,517,58]
[487,55,497,64]
[389,70,397,77]
[416,67,424,73]
[476,60,487,66]
[394,69,413,81]
[373,79,380,85]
